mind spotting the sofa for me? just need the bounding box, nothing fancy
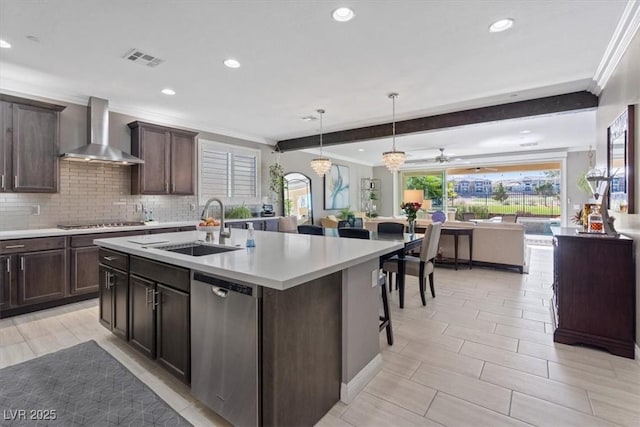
[363,216,433,232]
[437,221,525,272]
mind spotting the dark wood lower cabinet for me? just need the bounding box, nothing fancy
[127,262,191,384]
[129,274,156,359]
[98,263,129,340]
[156,283,190,383]
[0,256,15,310]
[17,249,66,306]
[552,231,636,358]
[70,247,100,294]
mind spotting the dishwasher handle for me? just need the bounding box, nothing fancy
[211,286,228,299]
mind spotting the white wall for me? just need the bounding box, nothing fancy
[275,151,373,224]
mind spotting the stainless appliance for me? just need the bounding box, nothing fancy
[59,97,144,164]
[57,221,145,230]
[260,204,275,217]
[191,272,261,427]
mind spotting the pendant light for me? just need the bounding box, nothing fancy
[382,93,406,172]
[309,109,332,177]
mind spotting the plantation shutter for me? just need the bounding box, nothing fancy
[232,153,258,198]
[200,147,230,198]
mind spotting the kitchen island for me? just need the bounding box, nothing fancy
[94,229,402,427]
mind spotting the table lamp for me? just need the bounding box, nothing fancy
[403,189,423,203]
[421,199,432,210]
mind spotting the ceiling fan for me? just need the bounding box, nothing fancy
[434,148,449,163]
[466,166,499,172]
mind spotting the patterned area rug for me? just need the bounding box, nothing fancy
[0,340,191,426]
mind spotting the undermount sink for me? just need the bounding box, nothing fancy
[155,243,241,256]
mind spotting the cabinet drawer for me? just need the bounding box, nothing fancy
[98,248,129,271]
[71,230,145,248]
[1,236,66,254]
[147,227,180,234]
[130,256,189,293]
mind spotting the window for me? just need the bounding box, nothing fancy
[198,139,261,204]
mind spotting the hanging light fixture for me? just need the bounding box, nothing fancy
[309,109,332,176]
[382,93,406,172]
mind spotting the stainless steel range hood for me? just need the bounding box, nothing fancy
[60,97,144,164]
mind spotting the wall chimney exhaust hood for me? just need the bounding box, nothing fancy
[60,97,143,164]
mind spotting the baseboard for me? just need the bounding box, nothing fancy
[340,353,383,404]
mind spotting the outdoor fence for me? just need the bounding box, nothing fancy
[451,191,561,218]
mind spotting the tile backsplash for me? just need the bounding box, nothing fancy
[0,162,199,230]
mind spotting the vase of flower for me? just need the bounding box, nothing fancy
[401,201,421,234]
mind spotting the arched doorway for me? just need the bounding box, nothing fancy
[283,172,313,225]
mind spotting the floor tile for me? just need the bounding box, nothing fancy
[517,340,617,377]
[589,396,640,427]
[0,341,36,368]
[548,361,640,397]
[0,323,26,347]
[426,392,530,427]
[340,392,442,427]
[380,350,422,379]
[494,324,555,346]
[463,300,524,318]
[522,310,552,323]
[481,362,592,414]
[14,317,67,340]
[477,311,545,332]
[411,364,512,414]
[510,392,618,427]
[444,325,518,352]
[431,310,497,333]
[25,329,81,356]
[400,341,484,378]
[364,370,437,415]
[460,342,548,377]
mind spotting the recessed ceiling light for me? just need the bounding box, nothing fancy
[0,39,11,49]
[358,148,365,152]
[161,88,176,96]
[489,18,514,33]
[223,58,241,68]
[332,7,355,22]
[520,130,531,134]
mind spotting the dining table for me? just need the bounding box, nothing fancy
[324,228,424,309]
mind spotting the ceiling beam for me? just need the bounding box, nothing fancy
[275,91,598,152]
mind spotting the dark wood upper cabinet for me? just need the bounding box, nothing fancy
[0,96,64,193]
[170,131,195,194]
[128,121,197,195]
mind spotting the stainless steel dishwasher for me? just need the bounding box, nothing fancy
[191,271,261,427]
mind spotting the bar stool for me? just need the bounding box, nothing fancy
[338,227,393,345]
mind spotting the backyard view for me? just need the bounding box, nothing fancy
[404,168,561,219]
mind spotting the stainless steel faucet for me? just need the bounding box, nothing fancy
[201,198,231,239]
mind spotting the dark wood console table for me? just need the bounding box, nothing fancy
[552,229,635,358]
[440,227,473,270]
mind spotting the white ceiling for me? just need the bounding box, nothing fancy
[0,0,628,164]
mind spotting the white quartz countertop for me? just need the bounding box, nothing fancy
[0,221,197,240]
[94,230,403,290]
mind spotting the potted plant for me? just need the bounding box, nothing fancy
[269,162,285,201]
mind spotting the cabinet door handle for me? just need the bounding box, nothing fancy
[20,257,24,271]
[102,256,117,261]
[14,176,18,189]
[4,244,25,249]
[104,271,109,289]
[152,290,160,310]
[5,258,9,273]
[172,182,176,193]
[1,174,4,190]
[145,287,152,305]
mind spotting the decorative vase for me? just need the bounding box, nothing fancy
[408,219,416,235]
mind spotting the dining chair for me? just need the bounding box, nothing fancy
[462,212,476,221]
[377,222,405,234]
[337,220,350,229]
[501,214,517,223]
[383,222,442,306]
[352,217,364,228]
[297,224,324,235]
[337,227,370,239]
[338,226,393,345]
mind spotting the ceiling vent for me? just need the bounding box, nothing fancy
[122,48,164,67]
